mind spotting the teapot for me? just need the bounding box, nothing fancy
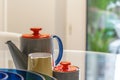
[6,27,63,70]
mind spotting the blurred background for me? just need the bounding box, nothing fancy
[87,0,120,53]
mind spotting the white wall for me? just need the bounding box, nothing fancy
[0,0,4,31]
[54,0,66,48]
[7,0,56,34]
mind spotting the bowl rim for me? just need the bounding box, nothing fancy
[0,68,46,80]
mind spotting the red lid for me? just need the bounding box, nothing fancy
[54,61,78,72]
[22,27,50,39]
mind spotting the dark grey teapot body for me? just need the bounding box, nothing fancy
[21,37,52,56]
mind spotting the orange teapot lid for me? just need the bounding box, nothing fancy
[22,27,50,39]
[54,61,78,72]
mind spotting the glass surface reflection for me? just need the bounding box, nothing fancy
[60,50,117,80]
[85,52,116,80]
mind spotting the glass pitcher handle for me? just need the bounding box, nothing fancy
[53,35,63,65]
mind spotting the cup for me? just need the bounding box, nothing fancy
[28,53,53,76]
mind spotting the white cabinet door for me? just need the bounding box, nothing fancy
[66,0,86,50]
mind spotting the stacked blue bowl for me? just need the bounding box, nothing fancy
[0,69,56,80]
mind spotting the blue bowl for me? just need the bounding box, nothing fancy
[0,69,45,80]
[0,69,56,80]
[0,71,24,80]
[0,72,8,80]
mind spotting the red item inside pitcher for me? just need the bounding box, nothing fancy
[54,61,78,72]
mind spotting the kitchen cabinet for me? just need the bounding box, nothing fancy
[66,0,86,50]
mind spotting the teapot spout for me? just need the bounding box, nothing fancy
[6,40,27,70]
